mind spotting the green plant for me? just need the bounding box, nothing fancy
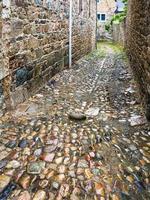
[111,12,126,24]
[110,0,128,25]
[105,23,111,32]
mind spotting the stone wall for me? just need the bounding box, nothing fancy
[126,0,150,115]
[72,0,96,60]
[0,0,5,115]
[0,1,2,75]
[112,20,126,46]
[0,0,96,109]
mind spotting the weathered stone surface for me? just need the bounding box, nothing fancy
[68,112,87,120]
[112,20,126,46]
[52,182,60,189]
[34,148,42,157]
[0,160,7,169]
[0,182,17,200]
[18,139,28,148]
[0,41,149,200]
[129,115,146,126]
[55,157,63,165]
[6,160,20,169]
[85,107,100,117]
[126,0,149,117]
[0,0,96,109]
[27,161,45,174]
[33,190,46,200]
[5,140,17,149]
[19,174,31,189]
[17,191,31,200]
[0,175,11,192]
[40,153,55,162]
[78,160,89,168]
[43,145,57,153]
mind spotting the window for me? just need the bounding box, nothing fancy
[101,14,106,21]
[97,14,101,20]
[97,13,106,22]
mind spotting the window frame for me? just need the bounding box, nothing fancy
[97,13,106,22]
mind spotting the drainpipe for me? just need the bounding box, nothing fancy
[69,0,73,68]
[96,0,98,49]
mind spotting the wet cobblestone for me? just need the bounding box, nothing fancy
[0,42,149,199]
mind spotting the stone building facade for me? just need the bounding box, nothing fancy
[126,0,150,117]
[97,0,116,39]
[0,0,96,111]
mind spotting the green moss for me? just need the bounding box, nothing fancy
[99,41,123,52]
[85,44,106,60]
[85,41,127,62]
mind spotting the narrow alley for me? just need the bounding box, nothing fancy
[0,42,149,200]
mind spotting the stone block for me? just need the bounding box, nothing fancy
[15,67,28,87]
[11,86,29,108]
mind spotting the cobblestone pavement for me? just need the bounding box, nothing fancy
[0,42,149,200]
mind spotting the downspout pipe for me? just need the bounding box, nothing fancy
[96,0,97,49]
[69,0,73,68]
